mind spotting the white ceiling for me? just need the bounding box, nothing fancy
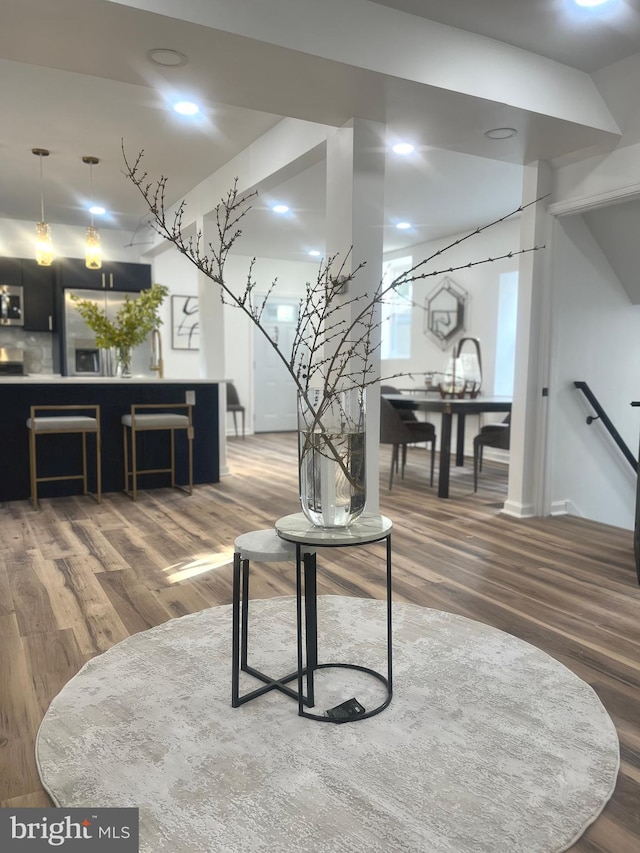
[1,0,639,262]
[371,0,640,73]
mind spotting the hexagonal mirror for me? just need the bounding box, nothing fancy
[424,276,467,350]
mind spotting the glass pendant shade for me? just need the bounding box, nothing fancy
[33,148,53,266]
[35,222,53,267]
[85,225,102,270]
[82,155,102,270]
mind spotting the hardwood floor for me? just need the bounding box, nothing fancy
[1,432,639,851]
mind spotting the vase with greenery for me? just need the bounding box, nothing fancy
[124,149,542,526]
[70,284,169,377]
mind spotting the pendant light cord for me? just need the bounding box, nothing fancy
[39,154,45,223]
[89,161,94,228]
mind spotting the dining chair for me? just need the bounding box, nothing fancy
[473,417,510,491]
[380,396,436,490]
[227,382,246,438]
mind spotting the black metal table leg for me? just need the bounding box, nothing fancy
[438,409,453,498]
[456,413,466,466]
[231,551,241,707]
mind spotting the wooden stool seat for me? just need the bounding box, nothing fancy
[26,405,101,509]
[121,403,193,501]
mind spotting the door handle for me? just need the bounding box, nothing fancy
[101,273,106,289]
[109,273,114,289]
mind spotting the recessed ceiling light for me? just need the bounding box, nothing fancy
[392,142,415,155]
[484,127,518,140]
[147,48,188,67]
[272,204,289,214]
[173,101,200,116]
[309,250,321,257]
[396,222,411,230]
[89,205,106,216]
[574,0,612,6]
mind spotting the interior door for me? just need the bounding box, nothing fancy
[253,298,299,432]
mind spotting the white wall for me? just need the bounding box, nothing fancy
[222,254,320,435]
[151,243,324,434]
[547,213,640,529]
[151,245,200,380]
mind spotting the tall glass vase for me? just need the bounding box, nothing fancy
[115,346,132,378]
[298,388,366,528]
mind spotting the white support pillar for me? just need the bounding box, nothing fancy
[197,214,230,476]
[503,161,553,519]
[325,119,386,513]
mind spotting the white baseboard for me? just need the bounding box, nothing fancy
[501,500,536,519]
[550,500,569,516]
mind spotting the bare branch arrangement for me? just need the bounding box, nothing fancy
[123,147,544,507]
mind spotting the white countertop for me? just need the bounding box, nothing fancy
[0,376,226,384]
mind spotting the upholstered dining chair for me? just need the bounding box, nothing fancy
[227,382,245,438]
[380,384,419,422]
[380,396,436,491]
[473,416,511,491]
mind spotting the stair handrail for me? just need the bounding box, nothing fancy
[574,381,637,472]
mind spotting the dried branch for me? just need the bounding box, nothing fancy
[122,145,545,487]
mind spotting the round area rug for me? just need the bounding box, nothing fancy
[36,596,619,853]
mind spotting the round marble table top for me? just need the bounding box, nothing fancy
[275,512,393,547]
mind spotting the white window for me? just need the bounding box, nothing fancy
[494,271,519,396]
[381,256,413,360]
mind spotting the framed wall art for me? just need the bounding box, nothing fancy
[171,295,199,351]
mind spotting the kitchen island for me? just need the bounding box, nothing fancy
[0,377,220,503]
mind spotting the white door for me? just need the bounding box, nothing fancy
[253,298,299,432]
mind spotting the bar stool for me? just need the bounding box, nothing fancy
[232,529,308,708]
[121,403,193,501]
[26,404,101,510]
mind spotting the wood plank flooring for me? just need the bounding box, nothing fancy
[1,432,639,851]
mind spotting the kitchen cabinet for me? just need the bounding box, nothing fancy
[0,257,55,331]
[57,258,152,293]
[0,257,23,288]
[0,379,220,502]
[22,260,55,331]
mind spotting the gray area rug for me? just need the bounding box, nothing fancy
[36,596,619,852]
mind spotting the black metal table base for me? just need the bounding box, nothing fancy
[231,552,314,709]
[231,531,393,723]
[294,545,393,722]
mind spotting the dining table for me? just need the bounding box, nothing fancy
[382,392,512,498]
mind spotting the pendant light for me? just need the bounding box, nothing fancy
[82,155,102,270]
[32,148,53,266]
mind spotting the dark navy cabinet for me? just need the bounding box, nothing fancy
[0,380,220,503]
[0,257,55,331]
[57,258,152,293]
[23,260,55,331]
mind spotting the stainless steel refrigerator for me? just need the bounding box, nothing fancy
[62,288,154,377]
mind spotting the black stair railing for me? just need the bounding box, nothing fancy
[574,381,637,471]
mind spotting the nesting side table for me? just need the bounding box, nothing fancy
[275,512,393,722]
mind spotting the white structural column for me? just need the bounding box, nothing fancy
[503,161,553,519]
[325,119,386,513]
[198,213,229,476]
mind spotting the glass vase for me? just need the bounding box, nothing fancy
[115,346,132,378]
[298,389,366,528]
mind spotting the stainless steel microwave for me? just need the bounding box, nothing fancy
[0,284,24,326]
[74,347,101,374]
